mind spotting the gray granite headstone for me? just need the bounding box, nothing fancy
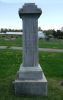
[14,3,47,96]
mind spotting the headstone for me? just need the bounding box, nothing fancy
[14,3,47,96]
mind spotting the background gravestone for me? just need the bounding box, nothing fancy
[14,3,47,96]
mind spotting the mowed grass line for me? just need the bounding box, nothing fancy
[0,35,63,49]
[0,49,63,100]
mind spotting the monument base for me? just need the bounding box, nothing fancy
[18,64,43,80]
[14,64,47,96]
[14,73,47,96]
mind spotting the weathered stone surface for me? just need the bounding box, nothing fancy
[17,64,43,80]
[22,17,38,67]
[14,3,47,96]
[14,73,47,96]
[19,3,42,18]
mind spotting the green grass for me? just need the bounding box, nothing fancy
[0,49,63,100]
[39,39,63,49]
[0,36,22,46]
[39,52,63,78]
[0,35,63,49]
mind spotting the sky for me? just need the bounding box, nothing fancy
[0,0,63,30]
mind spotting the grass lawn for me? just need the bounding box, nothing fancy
[39,39,63,49]
[0,49,63,100]
[0,36,22,47]
[0,35,63,49]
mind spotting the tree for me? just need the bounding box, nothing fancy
[38,27,42,31]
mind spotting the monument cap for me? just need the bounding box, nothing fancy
[19,3,42,18]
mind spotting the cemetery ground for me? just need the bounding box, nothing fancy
[0,35,63,49]
[0,49,63,100]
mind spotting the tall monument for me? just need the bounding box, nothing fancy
[14,3,47,96]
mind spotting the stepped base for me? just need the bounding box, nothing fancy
[18,64,43,80]
[14,64,47,96]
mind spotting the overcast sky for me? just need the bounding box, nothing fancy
[0,0,63,30]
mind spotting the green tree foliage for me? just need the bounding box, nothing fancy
[44,29,63,39]
[0,28,22,33]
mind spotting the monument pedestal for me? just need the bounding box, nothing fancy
[18,64,43,80]
[14,64,47,96]
[14,3,47,96]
